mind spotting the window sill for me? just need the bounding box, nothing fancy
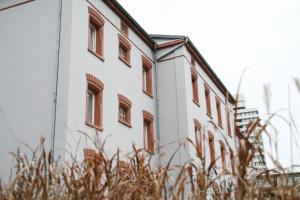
[143,90,153,99]
[88,48,105,61]
[85,121,103,131]
[207,113,213,119]
[145,148,154,154]
[119,56,131,68]
[193,99,200,107]
[118,119,132,128]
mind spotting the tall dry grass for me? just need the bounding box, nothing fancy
[0,77,299,199]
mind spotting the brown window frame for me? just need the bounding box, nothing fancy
[142,55,153,97]
[143,110,154,154]
[120,21,129,36]
[191,67,199,105]
[88,7,105,61]
[230,149,235,175]
[85,74,104,131]
[118,34,131,67]
[194,119,203,158]
[208,131,215,166]
[216,97,223,128]
[226,109,232,137]
[118,94,132,128]
[205,84,212,118]
[220,141,227,173]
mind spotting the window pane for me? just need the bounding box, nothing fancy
[119,46,126,60]
[119,106,126,121]
[89,24,97,51]
[144,121,148,149]
[143,69,147,91]
[88,90,94,124]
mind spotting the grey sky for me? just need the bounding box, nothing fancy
[118,0,300,169]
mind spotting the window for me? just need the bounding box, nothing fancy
[226,109,232,137]
[88,7,105,60]
[230,149,235,175]
[220,141,227,173]
[216,98,222,128]
[142,56,153,97]
[191,67,199,105]
[143,110,154,153]
[194,119,202,158]
[205,84,212,117]
[86,74,104,130]
[118,34,131,66]
[208,132,215,165]
[120,21,128,36]
[118,94,132,127]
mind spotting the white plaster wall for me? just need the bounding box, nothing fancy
[61,0,156,162]
[0,0,64,179]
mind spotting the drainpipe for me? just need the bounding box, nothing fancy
[51,0,63,153]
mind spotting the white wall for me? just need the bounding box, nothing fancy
[0,0,64,179]
[59,0,156,162]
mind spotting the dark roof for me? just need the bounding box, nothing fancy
[105,2,235,104]
[103,0,155,48]
[151,34,235,103]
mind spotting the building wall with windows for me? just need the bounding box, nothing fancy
[0,1,238,191]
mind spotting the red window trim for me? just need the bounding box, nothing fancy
[84,148,97,162]
[216,97,223,128]
[120,21,129,36]
[226,109,232,137]
[118,94,132,128]
[191,57,196,68]
[142,55,153,98]
[88,7,105,61]
[208,131,215,166]
[220,141,227,173]
[118,34,131,67]
[194,119,203,158]
[143,110,154,154]
[230,148,235,175]
[191,67,199,106]
[205,84,212,118]
[86,74,104,131]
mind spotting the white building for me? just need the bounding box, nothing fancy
[0,0,238,192]
[235,94,266,173]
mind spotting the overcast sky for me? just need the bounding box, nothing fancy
[118,0,300,169]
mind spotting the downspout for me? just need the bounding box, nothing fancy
[51,0,63,153]
[153,43,160,168]
[154,37,189,168]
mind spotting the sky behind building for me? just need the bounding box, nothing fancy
[118,0,300,169]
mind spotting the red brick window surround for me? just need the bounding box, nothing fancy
[88,7,105,60]
[230,148,235,175]
[226,109,232,137]
[143,110,154,154]
[84,148,97,162]
[205,84,212,118]
[220,141,227,173]
[118,94,132,128]
[120,21,129,36]
[194,119,202,158]
[191,67,199,105]
[86,74,104,131]
[142,55,153,97]
[208,132,215,166]
[216,97,223,128]
[191,57,196,68]
[118,34,131,67]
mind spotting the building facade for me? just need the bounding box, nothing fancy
[0,0,238,193]
[235,94,267,174]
